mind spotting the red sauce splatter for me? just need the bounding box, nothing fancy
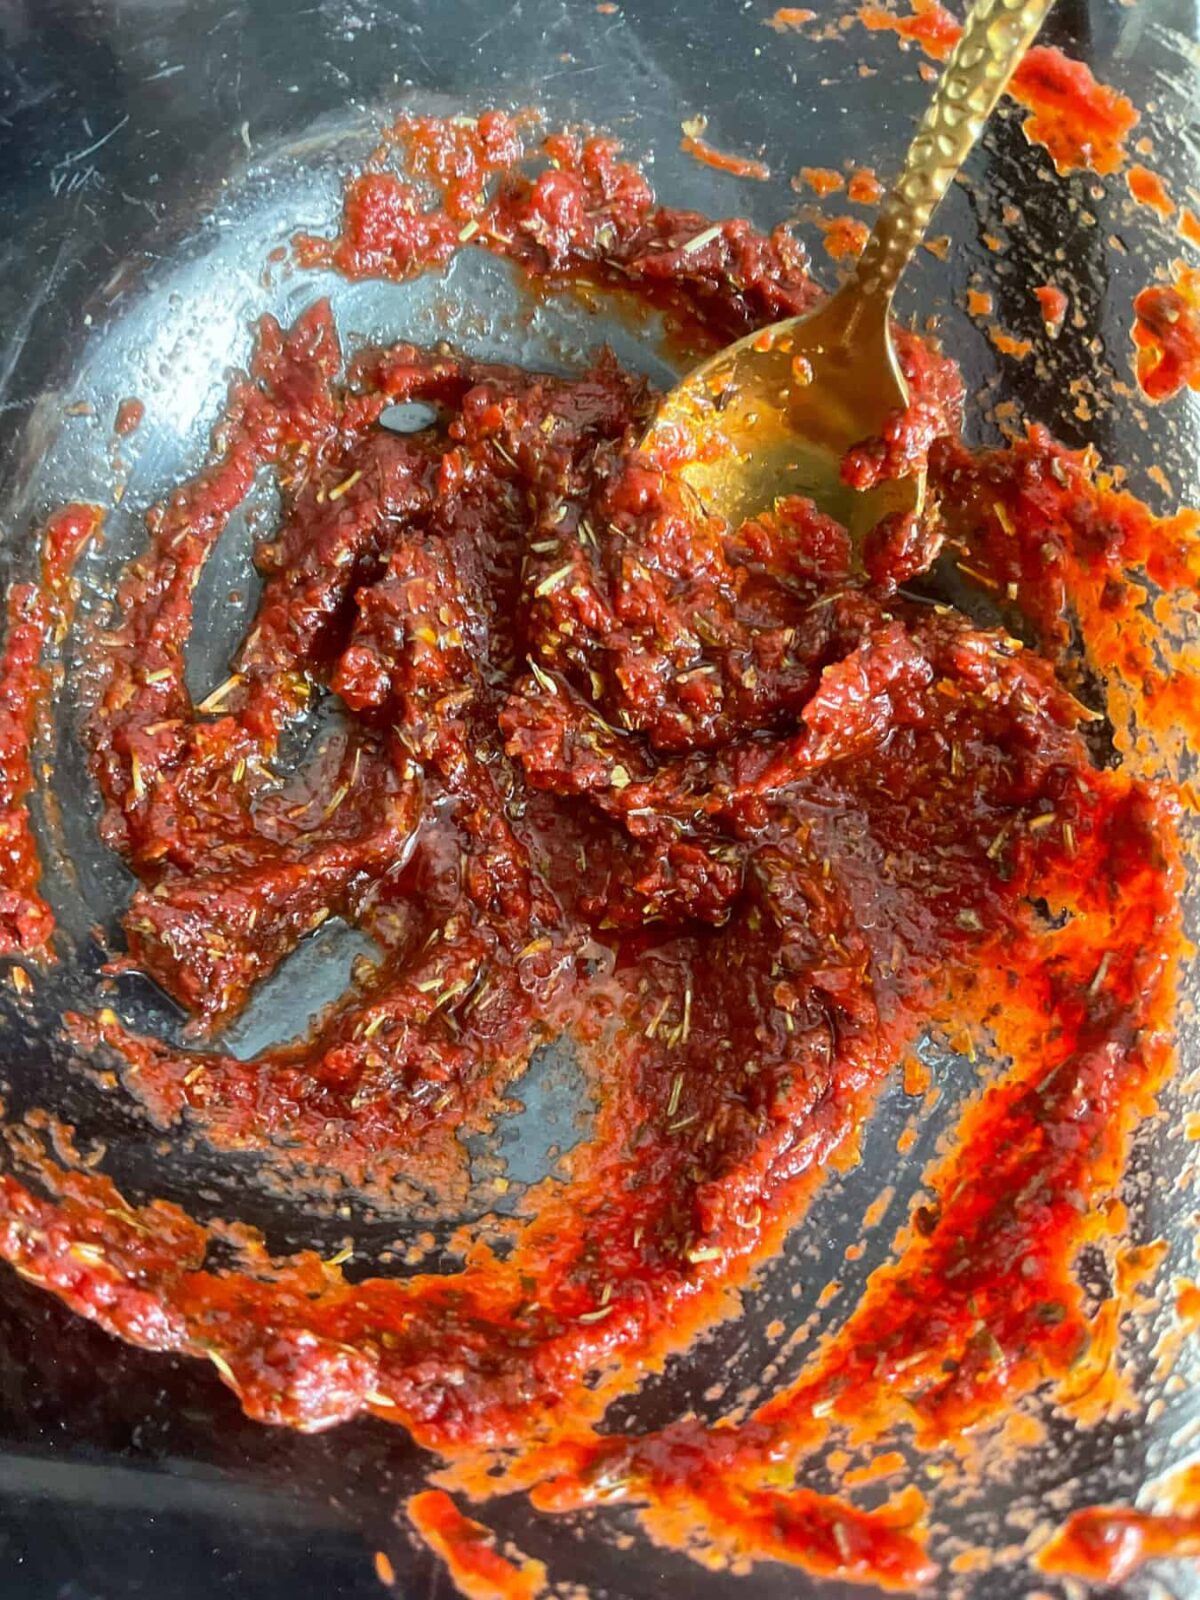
[297,116,813,348]
[817,214,870,260]
[846,166,882,204]
[857,3,1137,175]
[114,398,145,437]
[764,6,815,30]
[796,165,845,197]
[859,0,959,59]
[681,133,771,182]
[1132,264,1200,402]
[1127,163,1175,219]
[1014,47,1138,176]
[1,114,1198,1598]
[408,1492,546,1600]
[1179,207,1200,249]
[1039,1505,1200,1585]
[1034,283,1068,337]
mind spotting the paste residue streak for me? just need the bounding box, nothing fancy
[0,111,1198,1598]
[681,117,770,182]
[1040,1465,1200,1585]
[114,398,146,438]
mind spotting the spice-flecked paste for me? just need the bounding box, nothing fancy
[2,110,1200,1595]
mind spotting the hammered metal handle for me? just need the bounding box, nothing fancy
[855,0,1056,302]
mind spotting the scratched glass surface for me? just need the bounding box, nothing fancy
[0,0,1198,1596]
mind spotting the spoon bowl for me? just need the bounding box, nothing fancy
[644,0,1057,536]
[646,283,918,540]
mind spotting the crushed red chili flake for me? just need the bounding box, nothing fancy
[0,112,1198,1598]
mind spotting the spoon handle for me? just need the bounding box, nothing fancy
[855,0,1057,304]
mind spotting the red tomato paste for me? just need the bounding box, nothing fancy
[0,111,1198,1597]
